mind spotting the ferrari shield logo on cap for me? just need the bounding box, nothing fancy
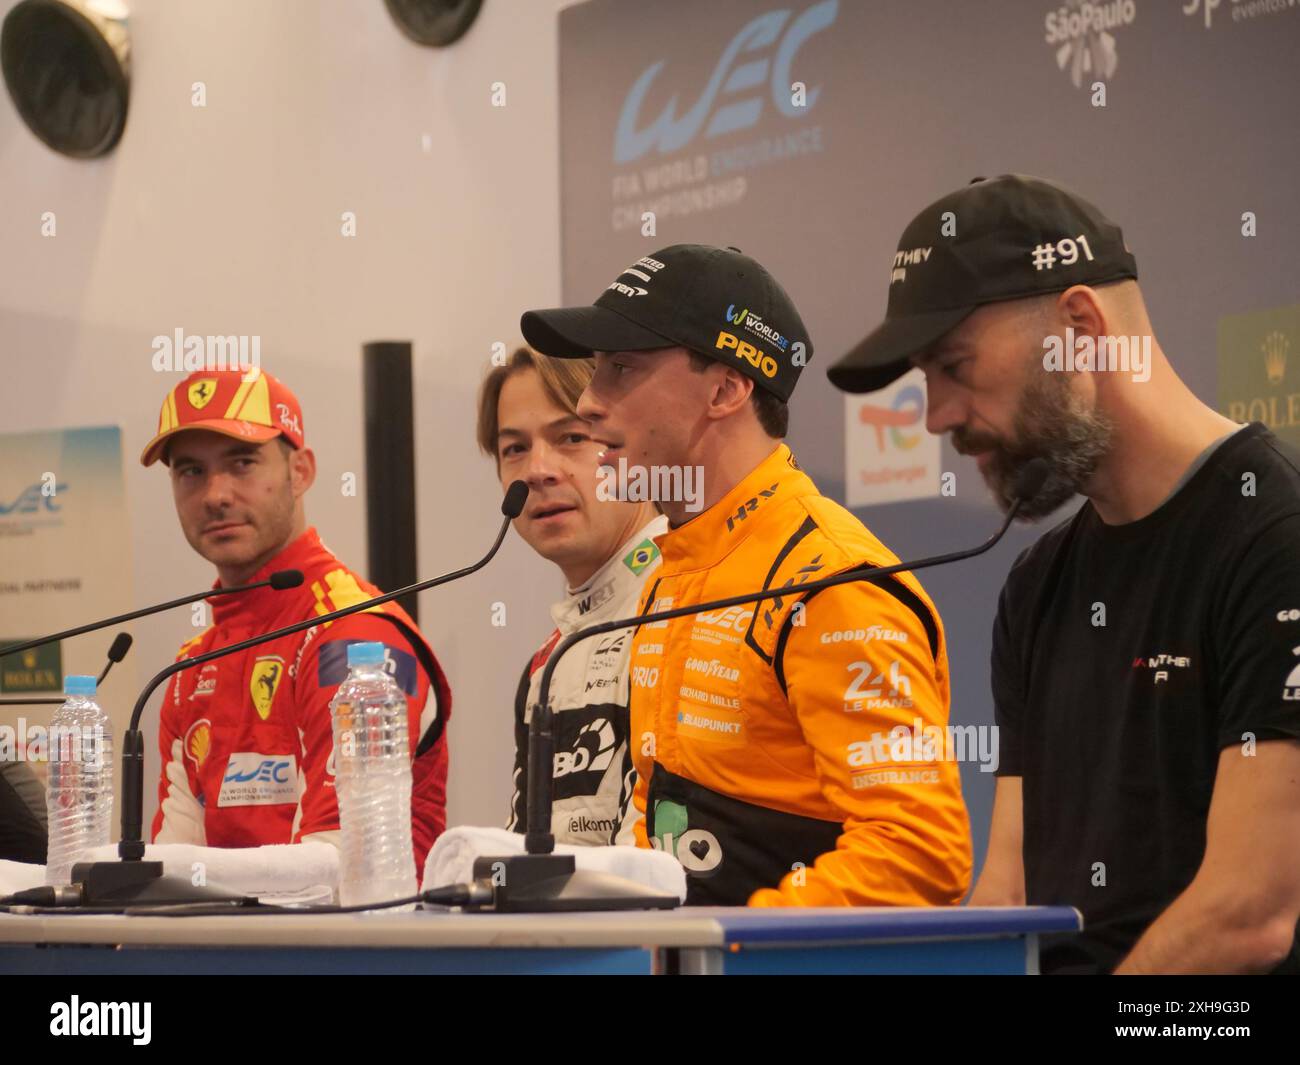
[187,378,218,410]
[249,656,285,720]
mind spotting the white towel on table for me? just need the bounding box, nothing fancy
[83,842,340,901]
[0,859,45,897]
[422,825,686,901]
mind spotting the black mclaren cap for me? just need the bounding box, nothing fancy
[521,243,812,402]
[827,174,1139,394]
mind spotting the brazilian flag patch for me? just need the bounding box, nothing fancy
[623,539,660,576]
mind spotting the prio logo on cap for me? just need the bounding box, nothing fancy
[716,331,778,378]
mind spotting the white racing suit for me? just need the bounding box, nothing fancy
[507,517,668,845]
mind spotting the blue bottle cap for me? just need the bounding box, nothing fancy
[64,675,97,696]
[347,641,386,668]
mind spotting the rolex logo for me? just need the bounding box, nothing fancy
[1263,330,1289,386]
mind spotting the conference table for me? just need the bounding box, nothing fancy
[0,905,1081,975]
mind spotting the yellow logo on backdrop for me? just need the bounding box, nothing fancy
[1264,331,1288,386]
[1218,305,1300,449]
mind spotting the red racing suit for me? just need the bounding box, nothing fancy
[150,528,451,870]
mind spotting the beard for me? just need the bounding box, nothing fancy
[953,367,1113,522]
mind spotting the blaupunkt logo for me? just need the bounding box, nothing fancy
[613,0,838,165]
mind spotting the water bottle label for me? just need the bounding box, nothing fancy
[218,752,298,807]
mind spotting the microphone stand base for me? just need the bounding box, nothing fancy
[465,853,679,913]
[71,860,247,907]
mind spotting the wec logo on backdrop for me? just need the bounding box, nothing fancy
[1,479,67,516]
[612,0,838,164]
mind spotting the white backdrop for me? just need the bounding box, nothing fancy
[0,0,580,831]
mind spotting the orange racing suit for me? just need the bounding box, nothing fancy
[627,444,972,906]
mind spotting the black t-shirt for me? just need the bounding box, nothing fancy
[993,422,1300,974]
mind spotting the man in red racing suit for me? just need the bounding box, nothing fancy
[141,367,451,869]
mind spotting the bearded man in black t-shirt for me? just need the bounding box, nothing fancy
[828,174,1300,975]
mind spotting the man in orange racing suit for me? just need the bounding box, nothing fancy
[141,367,451,870]
[522,244,971,906]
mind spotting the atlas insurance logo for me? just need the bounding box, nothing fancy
[1044,0,1137,88]
[613,0,838,165]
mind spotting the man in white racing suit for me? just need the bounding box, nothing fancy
[477,346,665,845]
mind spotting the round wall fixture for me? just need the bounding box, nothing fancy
[1,0,131,158]
[383,0,482,47]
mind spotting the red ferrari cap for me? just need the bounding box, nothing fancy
[140,368,305,467]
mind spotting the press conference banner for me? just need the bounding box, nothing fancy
[0,426,136,805]
[555,0,1300,863]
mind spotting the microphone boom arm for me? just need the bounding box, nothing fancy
[117,501,521,860]
[0,574,303,660]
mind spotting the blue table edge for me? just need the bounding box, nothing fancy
[709,906,1083,944]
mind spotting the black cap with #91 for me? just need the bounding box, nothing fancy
[827,174,1139,394]
[521,243,813,402]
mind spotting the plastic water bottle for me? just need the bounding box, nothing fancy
[45,675,114,886]
[330,642,416,909]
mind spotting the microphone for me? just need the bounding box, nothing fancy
[0,632,133,708]
[61,482,530,907]
[97,632,134,686]
[0,570,305,660]
[463,460,1049,912]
